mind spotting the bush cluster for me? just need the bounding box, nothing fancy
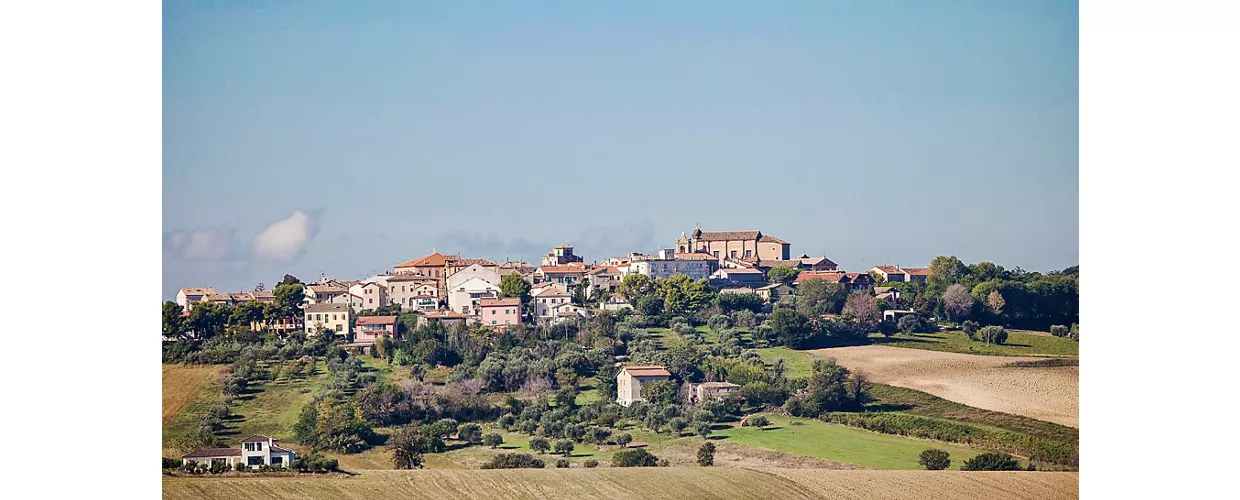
[821,413,1077,466]
[481,453,546,469]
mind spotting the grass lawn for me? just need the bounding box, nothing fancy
[755,347,816,379]
[711,413,981,470]
[868,330,1078,357]
[162,364,226,427]
[865,384,1078,444]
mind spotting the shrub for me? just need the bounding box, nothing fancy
[1049,325,1069,338]
[697,441,716,466]
[483,432,504,449]
[530,436,551,454]
[897,315,919,334]
[612,448,660,467]
[554,439,575,457]
[458,423,483,445]
[707,314,732,332]
[292,454,339,473]
[555,459,570,468]
[616,433,632,448]
[977,326,1008,345]
[207,403,231,420]
[962,452,1021,471]
[584,459,599,468]
[744,414,770,429]
[482,453,546,469]
[657,459,670,467]
[162,457,183,469]
[961,320,980,339]
[919,449,951,470]
[1069,323,1079,340]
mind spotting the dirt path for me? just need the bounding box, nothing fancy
[807,346,1078,428]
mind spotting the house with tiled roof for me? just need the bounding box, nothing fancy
[535,263,587,287]
[900,267,931,283]
[447,275,502,316]
[541,244,584,267]
[176,287,216,312]
[355,315,398,343]
[478,297,522,330]
[305,285,350,306]
[627,249,711,280]
[497,260,536,277]
[616,365,672,407]
[534,289,573,323]
[689,381,741,405]
[417,309,469,328]
[868,265,908,283]
[756,283,794,302]
[585,265,623,298]
[675,227,791,263]
[386,274,439,311]
[794,271,874,293]
[304,303,351,336]
[181,435,295,469]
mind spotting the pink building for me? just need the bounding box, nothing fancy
[479,297,522,330]
[354,315,398,344]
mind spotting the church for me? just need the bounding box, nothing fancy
[676,227,792,262]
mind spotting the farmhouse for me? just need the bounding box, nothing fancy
[689,381,741,405]
[181,435,296,469]
[616,365,672,407]
[176,287,216,312]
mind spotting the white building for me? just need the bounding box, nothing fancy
[447,276,502,315]
[616,365,672,407]
[534,289,573,322]
[176,287,216,312]
[627,249,711,280]
[181,435,296,469]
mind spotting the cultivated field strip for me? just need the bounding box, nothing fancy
[163,469,1079,500]
[810,346,1079,427]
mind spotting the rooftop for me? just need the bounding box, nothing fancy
[621,365,672,377]
[305,303,350,313]
[356,315,398,325]
[480,297,520,307]
[695,230,762,241]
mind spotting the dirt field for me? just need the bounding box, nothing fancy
[162,469,1079,500]
[162,364,226,427]
[808,346,1078,428]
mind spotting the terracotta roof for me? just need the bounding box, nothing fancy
[795,271,847,284]
[539,265,587,274]
[395,252,456,268]
[554,244,574,249]
[309,285,348,294]
[696,230,761,241]
[757,283,789,290]
[241,435,274,443]
[450,257,497,267]
[180,287,216,296]
[846,272,871,281]
[412,294,437,299]
[480,297,520,307]
[361,281,385,288]
[538,291,571,299]
[587,266,620,275]
[204,294,233,301]
[338,280,361,287]
[622,365,672,377]
[801,257,838,268]
[388,274,437,283]
[249,290,275,299]
[874,287,894,294]
[356,315,398,325]
[720,268,763,275]
[229,293,253,301]
[423,310,468,319]
[902,267,931,276]
[182,448,242,459]
[872,265,905,274]
[305,303,350,313]
[758,234,789,244]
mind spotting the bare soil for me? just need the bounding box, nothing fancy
[808,346,1078,428]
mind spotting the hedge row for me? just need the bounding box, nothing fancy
[821,412,1078,466]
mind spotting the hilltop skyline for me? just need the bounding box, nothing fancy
[163,1,1078,300]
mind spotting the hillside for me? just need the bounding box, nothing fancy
[162,469,1079,500]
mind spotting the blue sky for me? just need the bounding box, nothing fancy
[163,0,1078,299]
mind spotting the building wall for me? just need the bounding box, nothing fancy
[480,304,521,327]
[358,285,388,311]
[616,372,669,406]
[447,278,501,315]
[304,309,350,335]
[356,323,395,343]
[536,295,572,319]
[759,242,789,260]
[389,281,438,309]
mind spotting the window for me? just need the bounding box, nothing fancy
[248,456,263,466]
[271,456,282,465]
[491,320,497,325]
[369,299,373,304]
[336,324,342,332]
[713,251,719,258]
[491,310,496,315]
[244,443,254,451]
[745,250,752,257]
[730,250,737,258]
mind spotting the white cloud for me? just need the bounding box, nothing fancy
[252,210,318,262]
[164,227,234,261]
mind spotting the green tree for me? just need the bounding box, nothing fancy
[800,357,863,415]
[767,266,801,286]
[279,274,302,286]
[767,309,813,348]
[635,295,663,316]
[457,423,483,445]
[616,433,633,448]
[482,453,545,469]
[483,432,504,449]
[961,320,980,339]
[961,452,1021,471]
[1049,325,1069,338]
[795,279,847,317]
[663,287,689,315]
[162,301,187,338]
[747,414,770,430]
[529,436,551,454]
[697,441,716,466]
[553,439,574,457]
[641,380,680,406]
[619,274,655,302]
[386,425,430,469]
[977,325,1008,345]
[230,300,266,327]
[695,422,712,438]
[897,314,919,334]
[555,458,570,468]
[500,273,532,302]
[187,302,230,338]
[612,448,660,467]
[272,283,306,319]
[919,449,951,470]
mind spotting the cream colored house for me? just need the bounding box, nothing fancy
[689,381,741,405]
[305,285,350,306]
[388,274,439,310]
[304,303,351,336]
[181,435,296,469]
[356,282,388,311]
[534,289,573,323]
[616,365,672,407]
[176,287,216,312]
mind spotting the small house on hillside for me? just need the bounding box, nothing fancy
[689,381,741,405]
[181,435,295,469]
[616,365,672,407]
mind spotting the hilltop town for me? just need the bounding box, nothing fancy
[162,226,1079,480]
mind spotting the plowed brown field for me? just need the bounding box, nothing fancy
[162,469,1079,500]
[807,346,1078,427]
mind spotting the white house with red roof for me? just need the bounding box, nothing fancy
[616,365,672,407]
[534,288,573,323]
[181,435,296,469]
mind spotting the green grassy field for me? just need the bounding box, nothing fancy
[711,413,981,470]
[869,330,1078,357]
[163,469,1081,500]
